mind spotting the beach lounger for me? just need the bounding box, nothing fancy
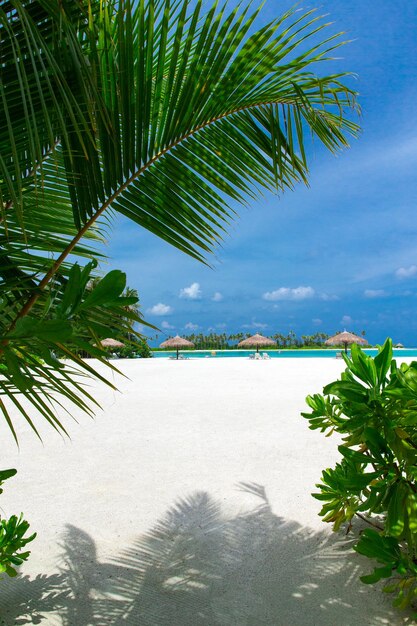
[335,352,344,359]
[262,353,270,360]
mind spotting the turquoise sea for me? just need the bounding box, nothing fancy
[153,349,417,359]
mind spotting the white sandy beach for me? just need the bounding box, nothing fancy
[0,357,414,625]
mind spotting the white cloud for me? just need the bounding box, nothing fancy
[161,320,174,329]
[396,265,417,279]
[147,303,173,316]
[207,324,226,331]
[263,286,315,301]
[312,318,322,326]
[179,282,202,299]
[320,293,340,302]
[364,289,387,298]
[212,292,223,302]
[242,320,268,330]
[185,322,199,330]
[340,315,353,327]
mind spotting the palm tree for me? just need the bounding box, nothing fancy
[0,0,359,438]
[286,330,298,347]
[122,287,141,340]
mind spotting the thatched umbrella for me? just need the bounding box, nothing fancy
[100,338,125,348]
[160,335,194,359]
[237,333,276,353]
[325,331,368,354]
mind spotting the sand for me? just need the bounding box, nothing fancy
[0,357,414,625]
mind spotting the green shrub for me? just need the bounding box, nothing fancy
[303,338,417,615]
[0,469,35,577]
[112,338,153,359]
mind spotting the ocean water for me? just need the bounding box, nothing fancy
[153,348,417,359]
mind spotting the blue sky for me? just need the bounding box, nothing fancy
[104,0,417,345]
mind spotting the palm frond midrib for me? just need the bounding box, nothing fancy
[98,91,340,208]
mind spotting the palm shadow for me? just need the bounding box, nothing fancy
[0,483,406,625]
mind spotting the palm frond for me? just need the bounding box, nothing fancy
[75,1,358,263]
[3,0,359,291]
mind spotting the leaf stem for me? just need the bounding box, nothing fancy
[355,512,384,531]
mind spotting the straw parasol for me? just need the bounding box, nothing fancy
[325,331,368,354]
[100,338,125,348]
[237,333,276,353]
[160,335,194,359]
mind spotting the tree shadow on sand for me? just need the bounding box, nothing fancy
[0,483,407,625]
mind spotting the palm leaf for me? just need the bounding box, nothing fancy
[59,1,359,267]
[3,0,359,301]
[4,1,359,262]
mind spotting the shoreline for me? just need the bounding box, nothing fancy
[151,346,415,352]
[150,346,417,358]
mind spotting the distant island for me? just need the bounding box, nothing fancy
[152,330,371,351]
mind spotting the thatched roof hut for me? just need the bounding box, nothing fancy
[237,333,276,353]
[100,338,125,348]
[325,331,368,353]
[160,335,194,359]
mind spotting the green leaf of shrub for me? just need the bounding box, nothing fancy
[0,469,17,483]
[361,564,394,584]
[374,339,393,385]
